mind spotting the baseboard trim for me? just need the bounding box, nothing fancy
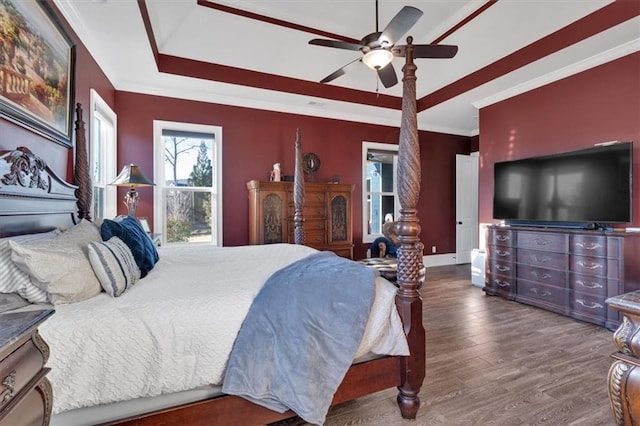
[422,254,457,267]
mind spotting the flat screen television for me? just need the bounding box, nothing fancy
[493,141,632,229]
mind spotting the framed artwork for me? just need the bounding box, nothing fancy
[0,0,75,147]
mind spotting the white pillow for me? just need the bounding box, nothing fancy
[0,230,61,303]
[10,220,103,304]
[88,237,141,297]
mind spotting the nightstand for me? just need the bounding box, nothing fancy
[0,309,54,426]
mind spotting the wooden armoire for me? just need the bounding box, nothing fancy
[246,180,354,258]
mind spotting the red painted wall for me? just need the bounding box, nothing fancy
[0,2,115,181]
[479,52,640,227]
[115,91,470,257]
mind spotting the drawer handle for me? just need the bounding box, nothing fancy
[316,209,323,215]
[496,250,510,257]
[576,299,603,309]
[577,260,603,270]
[531,271,551,280]
[533,238,551,246]
[575,242,603,250]
[494,279,510,287]
[1,370,16,405]
[530,288,551,297]
[496,235,510,242]
[314,237,322,242]
[575,280,604,289]
[496,265,510,272]
[533,255,551,263]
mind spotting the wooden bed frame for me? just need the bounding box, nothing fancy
[0,39,425,426]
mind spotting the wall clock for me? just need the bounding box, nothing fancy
[303,152,321,174]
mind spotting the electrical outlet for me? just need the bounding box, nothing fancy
[431,245,436,254]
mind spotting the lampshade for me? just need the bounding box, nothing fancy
[110,164,154,217]
[110,164,154,187]
[362,49,393,70]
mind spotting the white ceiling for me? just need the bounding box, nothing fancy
[54,0,640,136]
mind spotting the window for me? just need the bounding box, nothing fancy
[362,142,399,243]
[153,121,223,246]
[90,89,117,220]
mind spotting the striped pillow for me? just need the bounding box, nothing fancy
[0,230,61,303]
[88,237,141,297]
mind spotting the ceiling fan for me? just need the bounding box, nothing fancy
[308,0,458,88]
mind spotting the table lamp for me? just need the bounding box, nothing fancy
[110,164,154,217]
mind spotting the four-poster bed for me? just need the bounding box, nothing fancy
[0,39,425,425]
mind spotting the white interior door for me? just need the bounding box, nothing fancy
[456,154,479,264]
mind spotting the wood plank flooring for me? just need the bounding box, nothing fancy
[273,264,615,426]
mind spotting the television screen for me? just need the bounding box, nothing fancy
[493,142,632,227]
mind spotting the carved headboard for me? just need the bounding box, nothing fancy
[0,104,91,237]
[0,147,78,237]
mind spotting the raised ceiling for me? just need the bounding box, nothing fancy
[55,0,640,136]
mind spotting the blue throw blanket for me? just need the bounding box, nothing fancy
[222,251,376,425]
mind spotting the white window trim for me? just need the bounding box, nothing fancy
[362,141,399,244]
[153,120,223,246]
[89,89,117,219]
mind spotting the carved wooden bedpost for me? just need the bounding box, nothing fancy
[395,36,426,419]
[74,103,92,221]
[293,128,305,245]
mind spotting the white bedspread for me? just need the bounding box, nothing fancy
[39,244,409,415]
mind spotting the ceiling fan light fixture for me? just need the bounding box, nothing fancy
[362,49,393,70]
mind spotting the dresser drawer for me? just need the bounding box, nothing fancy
[489,229,515,247]
[488,245,515,263]
[517,280,568,310]
[485,270,515,298]
[289,218,325,233]
[517,232,567,252]
[570,235,607,257]
[570,293,606,320]
[0,340,45,411]
[304,229,326,246]
[569,273,609,297]
[290,190,325,207]
[517,265,566,286]
[570,255,619,279]
[300,205,326,219]
[489,260,515,278]
[517,249,568,270]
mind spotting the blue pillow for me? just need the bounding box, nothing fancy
[101,216,159,278]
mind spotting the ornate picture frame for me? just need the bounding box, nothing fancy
[0,0,75,147]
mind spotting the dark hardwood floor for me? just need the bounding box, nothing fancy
[275,264,615,425]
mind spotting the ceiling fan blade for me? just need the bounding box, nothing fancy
[309,38,363,51]
[377,62,398,88]
[393,44,459,59]
[320,57,362,84]
[379,6,423,47]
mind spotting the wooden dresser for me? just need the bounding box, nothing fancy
[484,225,640,330]
[247,180,354,258]
[0,309,54,426]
